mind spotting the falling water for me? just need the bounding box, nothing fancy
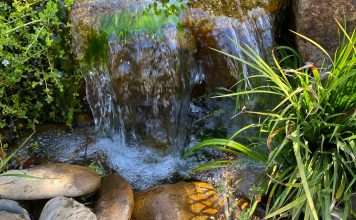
[184,6,273,91]
[85,70,125,142]
[106,28,197,151]
[71,0,278,189]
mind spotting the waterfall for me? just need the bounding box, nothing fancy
[72,0,277,189]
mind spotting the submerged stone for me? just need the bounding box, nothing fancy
[0,163,101,200]
[20,125,102,165]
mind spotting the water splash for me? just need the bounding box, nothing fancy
[93,134,189,190]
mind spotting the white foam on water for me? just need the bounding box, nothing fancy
[93,134,188,190]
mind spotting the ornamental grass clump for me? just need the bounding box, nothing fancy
[186,23,356,219]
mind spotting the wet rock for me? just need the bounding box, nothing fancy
[0,200,30,220]
[0,163,101,200]
[39,197,97,220]
[294,0,356,64]
[20,126,102,165]
[182,4,275,91]
[75,113,94,128]
[71,0,149,59]
[132,182,224,220]
[108,28,195,150]
[188,0,282,18]
[95,174,134,220]
[194,162,265,197]
[71,0,283,151]
[72,0,197,150]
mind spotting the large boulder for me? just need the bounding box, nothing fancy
[72,0,197,150]
[132,182,224,220]
[39,197,97,220]
[95,174,134,220]
[294,0,356,64]
[0,163,101,200]
[182,0,283,92]
[107,27,195,150]
[182,6,275,92]
[71,0,287,152]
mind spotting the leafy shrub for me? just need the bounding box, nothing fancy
[186,24,356,219]
[0,0,83,136]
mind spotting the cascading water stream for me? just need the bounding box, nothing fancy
[85,70,125,142]
[75,0,277,190]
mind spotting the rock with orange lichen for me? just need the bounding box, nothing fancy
[132,181,225,220]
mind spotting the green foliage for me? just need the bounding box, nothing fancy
[186,24,356,219]
[84,0,185,68]
[0,0,83,134]
[88,161,106,176]
[0,131,34,173]
[185,138,267,163]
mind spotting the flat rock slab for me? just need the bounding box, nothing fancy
[39,197,97,220]
[0,163,101,200]
[95,174,134,220]
[132,181,224,220]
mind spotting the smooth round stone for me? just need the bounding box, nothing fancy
[0,200,30,220]
[39,197,97,220]
[0,163,101,200]
[95,174,134,220]
[132,182,224,220]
